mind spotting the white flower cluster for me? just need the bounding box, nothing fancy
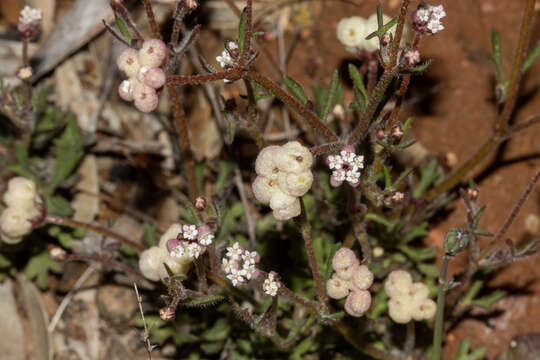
[326,248,374,317]
[263,272,280,297]
[221,242,260,286]
[252,142,313,221]
[216,42,238,68]
[116,39,168,113]
[139,223,214,281]
[385,270,437,323]
[326,146,364,187]
[337,13,410,53]
[19,6,42,25]
[414,4,446,34]
[1,177,41,244]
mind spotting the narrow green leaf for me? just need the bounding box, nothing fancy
[392,167,413,188]
[321,70,340,122]
[237,8,248,57]
[115,14,132,45]
[399,245,436,262]
[348,64,368,105]
[402,60,432,74]
[491,29,504,83]
[365,213,394,230]
[473,205,487,228]
[283,75,309,105]
[383,166,392,189]
[401,222,429,244]
[418,263,440,278]
[468,347,488,360]
[402,116,414,132]
[182,295,225,307]
[366,17,398,40]
[455,337,472,359]
[471,290,506,311]
[201,318,230,341]
[44,195,74,217]
[48,117,83,191]
[521,40,540,74]
[462,279,483,305]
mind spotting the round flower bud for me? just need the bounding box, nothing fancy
[157,253,190,280]
[272,198,301,221]
[194,197,207,211]
[139,247,166,281]
[117,48,141,78]
[158,223,183,249]
[332,247,358,272]
[133,81,159,113]
[139,39,168,68]
[255,146,281,180]
[252,176,280,204]
[269,188,297,210]
[388,296,413,323]
[336,16,366,52]
[118,79,134,102]
[326,274,350,299]
[3,177,38,207]
[142,67,166,89]
[335,263,358,280]
[0,206,32,244]
[159,306,175,321]
[408,282,429,302]
[411,298,437,321]
[384,270,413,298]
[277,170,313,197]
[345,290,371,317]
[274,141,313,174]
[351,265,374,290]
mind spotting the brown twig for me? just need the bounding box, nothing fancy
[167,69,242,85]
[141,0,161,40]
[239,0,253,67]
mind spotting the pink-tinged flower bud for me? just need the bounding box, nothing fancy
[344,290,371,317]
[132,81,159,113]
[351,265,374,290]
[166,238,181,253]
[118,80,134,102]
[142,67,166,89]
[403,49,421,67]
[139,39,168,68]
[49,247,68,261]
[326,274,350,299]
[388,296,413,323]
[384,270,412,298]
[381,32,392,47]
[186,0,198,11]
[194,197,207,211]
[335,263,358,280]
[18,6,42,39]
[341,145,356,153]
[159,306,176,321]
[117,48,141,78]
[332,247,358,272]
[411,298,436,321]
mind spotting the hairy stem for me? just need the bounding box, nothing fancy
[207,270,257,305]
[141,0,161,40]
[432,255,450,360]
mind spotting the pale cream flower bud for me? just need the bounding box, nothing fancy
[158,223,183,249]
[345,290,371,317]
[384,270,413,298]
[408,282,429,302]
[277,170,313,197]
[272,198,301,221]
[326,274,350,299]
[118,79,134,102]
[351,265,374,290]
[332,247,358,272]
[252,176,279,204]
[335,263,358,280]
[141,67,166,89]
[255,145,281,180]
[0,207,32,244]
[411,298,437,321]
[117,48,141,78]
[139,39,168,68]
[274,141,313,174]
[132,81,159,113]
[388,296,413,323]
[3,177,38,207]
[139,247,165,281]
[269,188,297,210]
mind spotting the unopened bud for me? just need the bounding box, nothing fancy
[381,32,392,47]
[391,125,404,140]
[443,229,469,256]
[467,188,479,201]
[159,306,176,321]
[17,66,33,80]
[194,197,207,211]
[186,0,198,11]
[376,130,385,140]
[49,247,67,261]
[403,49,421,67]
[391,191,405,204]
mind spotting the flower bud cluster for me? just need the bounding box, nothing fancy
[18,6,42,38]
[252,142,313,221]
[412,4,446,35]
[385,270,437,323]
[326,248,374,317]
[221,242,260,286]
[326,146,364,187]
[139,223,214,281]
[1,177,42,244]
[337,14,410,54]
[216,41,239,68]
[263,271,280,297]
[116,39,168,113]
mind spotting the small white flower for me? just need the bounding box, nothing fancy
[216,50,234,68]
[416,8,430,22]
[187,243,202,259]
[227,41,238,50]
[333,169,346,182]
[170,243,185,258]
[427,20,444,34]
[242,250,259,265]
[227,269,245,286]
[263,274,280,297]
[345,170,360,184]
[19,6,42,25]
[327,155,343,170]
[199,232,214,246]
[430,5,446,20]
[340,150,356,164]
[182,224,198,240]
[242,263,257,280]
[222,258,237,274]
[352,155,364,169]
[226,242,243,261]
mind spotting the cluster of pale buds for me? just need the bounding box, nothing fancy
[326,248,374,317]
[385,270,437,323]
[252,141,313,221]
[262,271,280,297]
[139,223,214,281]
[221,242,260,286]
[116,39,168,113]
[326,146,364,187]
[1,177,42,244]
[412,4,446,35]
[18,6,42,38]
[216,41,239,68]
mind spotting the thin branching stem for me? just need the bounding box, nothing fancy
[389,0,410,67]
[65,253,146,279]
[207,270,258,305]
[432,255,449,360]
[239,0,253,67]
[110,0,145,44]
[141,0,161,40]
[167,69,242,85]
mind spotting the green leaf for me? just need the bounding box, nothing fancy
[6,163,36,180]
[401,222,429,244]
[48,117,83,191]
[365,213,395,230]
[115,14,132,45]
[237,7,248,57]
[399,245,436,262]
[44,195,74,217]
[216,160,235,195]
[456,337,472,359]
[522,40,540,73]
[391,167,413,189]
[383,166,392,189]
[473,205,487,228]
[201,318,230,342]
[24,251,62,289]
[283,75,309,105]
[402,60,432,74]
[182,295,225,307]
[289,337,314,360]
[141,223,157,248]
[321,69,340,122]
[368,287,388,319]
[471,290,506,311]
[348,64,368,105]
[490,29,504,83]
[462,280,483,305]
[366,17,398,40]
[0,254,11,268]
[468,347,487,360]
[418,263,440,278]
[402,116,414,132]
